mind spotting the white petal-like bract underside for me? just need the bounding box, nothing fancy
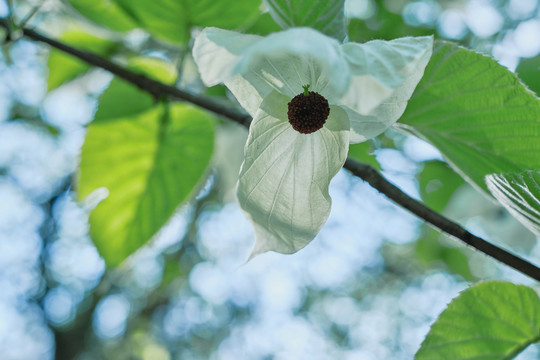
[237,91,350,257]
[192,27,261,87]
[340,36,433,143]
[193,27,350,117]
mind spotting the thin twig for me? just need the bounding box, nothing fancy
[6,0,13,16]
[2,18,539,281]
[1,18,252,127]
[20,1,45,28]
[2,3,14,41]
[344,159,540,281]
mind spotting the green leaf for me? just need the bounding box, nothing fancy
[112,0,186,43]
[78,104,215,267]
[185,0,261,37]
[398,41,540,193]
[113,0,261,44]
[263,0,346,41]
[66,0,138,32]
[486,170,540,237]
[47,30,118,90]
[347,141,380,171]
[516,55,540,97]
[79,57,213,266]
[418,160,464,212]
[244,12,282,36]
[416,281,540,360]
[94,57,177,121]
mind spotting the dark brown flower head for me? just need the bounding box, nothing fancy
[287,85,330,134]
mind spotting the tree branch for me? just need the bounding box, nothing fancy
[3,18,539,281]
[0,18,252,127]
[344,159,540,281]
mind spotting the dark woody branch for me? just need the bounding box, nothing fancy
[344,159,540,281]
[2,18,538,281]
[0,18,252,127]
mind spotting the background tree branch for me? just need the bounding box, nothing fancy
[3,18,538,281]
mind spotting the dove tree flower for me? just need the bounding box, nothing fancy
[193,27,433,257]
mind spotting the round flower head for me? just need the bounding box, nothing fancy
[288,85,330,134]
[193,27,432,257]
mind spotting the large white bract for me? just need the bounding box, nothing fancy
[193,27,433,258]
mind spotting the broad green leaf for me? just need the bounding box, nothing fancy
[79,57,212,266]
[264,0,346,41]
[78,104,215,267]
[126,57,178,84]
[186,0,260,31]
[66,0,138,32]
[205,85,227,98]
[418,160,464,213]
[416,281,540,360]
[398,42,540,193]
[113,0,261,44]
[94,57,177,121]
[347,141,380,171]
[516,55,540,96]
[112,0,186,43]
[47,30,118,90]
[486,171,540,236]
[244,12,282,36]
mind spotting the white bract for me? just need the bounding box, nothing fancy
[193,27,432,258]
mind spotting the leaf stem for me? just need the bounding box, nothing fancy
[19,2,45,28]
[3,18,540,281]
[6,0,13,16]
